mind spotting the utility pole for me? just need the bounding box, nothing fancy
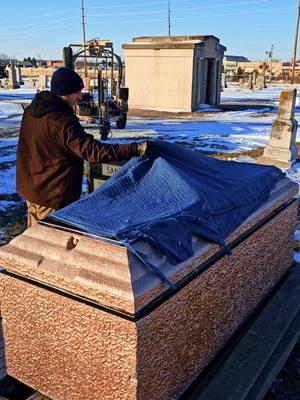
[81,0,88,78]
[291,0,300,84]
[168,0,171,36]
[270,44,274,76]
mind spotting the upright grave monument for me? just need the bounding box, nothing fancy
[38,75,49,90]
[258,89,298,168]
[5,65,20,89]
[15,66,23,86]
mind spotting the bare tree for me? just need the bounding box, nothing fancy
[0,53,10,67]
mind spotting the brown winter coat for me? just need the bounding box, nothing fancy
[16,91,137,209]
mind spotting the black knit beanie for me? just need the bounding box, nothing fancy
[50,67,84,95]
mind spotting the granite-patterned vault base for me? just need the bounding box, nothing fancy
[0,177,297,400]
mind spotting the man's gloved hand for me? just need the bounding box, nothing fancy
[137,141,158,158]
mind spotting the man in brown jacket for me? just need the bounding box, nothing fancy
[16,67,151,227]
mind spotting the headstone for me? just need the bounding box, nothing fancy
[248,74,253,90]
[253,71,257,85]
[255,75,266,90]
[38,75,48,90]
[15,66,24,85]
[27,78,36,87]
[221,73,227,89]
[1,79,8,88]
[5,65,20,89]
[258,89,298,168]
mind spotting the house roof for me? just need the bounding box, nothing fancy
[225,55,250,62]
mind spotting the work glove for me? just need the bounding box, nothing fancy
[137,141,158,158]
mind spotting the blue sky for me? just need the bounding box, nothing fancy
[0,0,298,61]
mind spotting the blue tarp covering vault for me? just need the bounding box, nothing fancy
[49,141,284,286]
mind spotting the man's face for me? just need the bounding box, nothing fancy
[60,89,83,107]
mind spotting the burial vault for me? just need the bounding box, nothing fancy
[123,35,226,112]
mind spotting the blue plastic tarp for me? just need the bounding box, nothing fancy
[49,141,284,286]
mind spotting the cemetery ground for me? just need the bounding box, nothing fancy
[0,84,300,398]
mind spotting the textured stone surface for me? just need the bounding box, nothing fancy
[1,276,137,400]
[0,200,297,400]
[0,226,136,314]
[135,202,297,400]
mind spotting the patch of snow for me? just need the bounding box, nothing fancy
[0,138,18,148]
[0,102,23,121]
[0,165,16,195]
[285,163,300,188]
[0,200,16,212]
[196,104,222,113]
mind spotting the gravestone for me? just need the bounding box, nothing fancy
[27,78,36,87]
[1,79,8,88]
[221,73,227,90]
[253,71,257,86]
[255,74,266,90]
[5,65,20,89]
[38,75,48,90]
[88,160,125,191]
[248,74,254,90]
[15,66,23,85]
[258,89,298,168]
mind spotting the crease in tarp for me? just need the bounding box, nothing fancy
[49,141,284,287]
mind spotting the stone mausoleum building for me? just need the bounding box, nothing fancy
[123,35,226,112]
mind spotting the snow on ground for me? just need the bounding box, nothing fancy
[0,165,16,196]
[100,117,272,153]
[0,139,17,196]
[222,84,292,103]
[0,87,35,102]
[0,84,300,231]
[0,102,23,121]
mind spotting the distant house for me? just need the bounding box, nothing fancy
[224,55,250,74]
[47,60,64,68]
[36,59,47,67]
[22,60,34,68]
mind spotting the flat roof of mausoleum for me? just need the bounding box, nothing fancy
[123,35,221,50]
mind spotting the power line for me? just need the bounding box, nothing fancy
[86,0,268,9]
[85,0,273,18]
[86,5,294,23]
[0,4,295,37]
[0,0,277,30]
[87,10,164,17]
[0,10,79,25]
[173,6,295,22]
[173,0,272,11]
[87,0,191,9]
[1,15,79,29]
